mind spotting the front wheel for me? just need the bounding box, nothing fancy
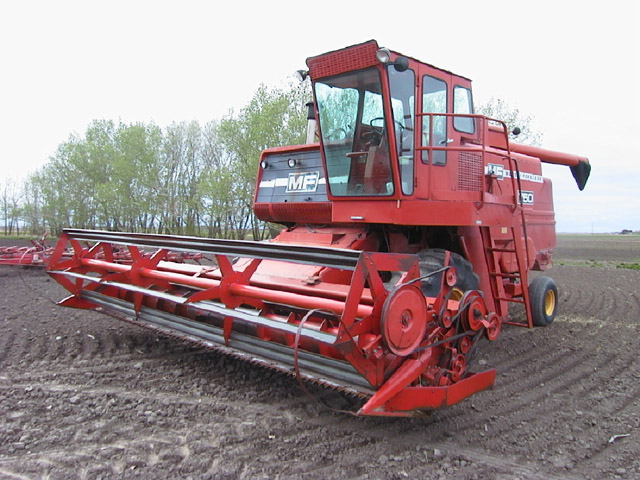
[418,249,479,300]
[529,276,558,326]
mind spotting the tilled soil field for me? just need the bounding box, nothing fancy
[1,235,639,479]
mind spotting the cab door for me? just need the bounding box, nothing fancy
[414,66,452,199]
[446,80,484,198]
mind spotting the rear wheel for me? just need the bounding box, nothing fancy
[418,249,479,300]
[529,276,558,326]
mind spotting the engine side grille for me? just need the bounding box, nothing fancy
[457,152,484,191]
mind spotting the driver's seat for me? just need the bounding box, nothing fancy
[363,135,391,194]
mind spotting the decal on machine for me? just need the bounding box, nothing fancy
[286,171,320,193]
[259,176,326,189]
[486,163,543,183]
[519,190,535,205]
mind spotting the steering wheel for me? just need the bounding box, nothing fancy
[361,117,385,147]
[369,117,385,136]
[326,127,348,141]
[370,117,406,135]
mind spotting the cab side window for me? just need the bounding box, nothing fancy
[421,75,447,165]
[453,86,475,134]
[389,68,416,194]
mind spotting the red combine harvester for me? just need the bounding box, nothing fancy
[47,41,590,416]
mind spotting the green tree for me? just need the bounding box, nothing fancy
[21,173,43,235]
[476,97,543,146]
[158,121,205,235]
[112,122,163,232]
[198,120,236,238]
[217,81,310,239]
[31,81,311,238]
[36,132,96,234]
[1,178,23,236]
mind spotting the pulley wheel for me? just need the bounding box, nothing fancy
[458,335,473,354]
[449,353,467,382]
[381,284,428,356]
[460,290,487,331]
[485,312,501,341]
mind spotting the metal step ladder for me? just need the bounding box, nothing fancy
[482,225,534,327]
[482,149,535,327]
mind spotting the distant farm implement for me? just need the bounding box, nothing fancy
[0,237,58,267]
[1,235,202,267]
[46,40,590,416]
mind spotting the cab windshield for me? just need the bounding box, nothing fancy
[314,68,394,196]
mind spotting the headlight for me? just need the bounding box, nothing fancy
[376,48,391,64]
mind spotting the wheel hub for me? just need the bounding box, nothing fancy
[544,289,556,316]
[381,284,428,356]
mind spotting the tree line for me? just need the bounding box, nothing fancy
[2,81,309,239]
[1,85,538,239]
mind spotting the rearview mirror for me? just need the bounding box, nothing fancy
[393,56,409,72]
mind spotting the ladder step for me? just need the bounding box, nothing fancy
[504,320,529,327]
[495,297,525,304]
[487,247,517,253]
[490,272,521,279]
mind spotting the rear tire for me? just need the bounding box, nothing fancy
[529,276,558,326]
[418,249,479,299]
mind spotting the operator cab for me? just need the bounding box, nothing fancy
[254,40,481,225]
[307,40,476,200]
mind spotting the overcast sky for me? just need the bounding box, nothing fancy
[1,1,638,233]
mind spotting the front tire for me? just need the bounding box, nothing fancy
[529,276,558,326]
[418,249,479,300]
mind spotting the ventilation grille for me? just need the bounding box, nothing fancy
[254,202,332,224]
[457,152,484,191]
[307,41,379,79]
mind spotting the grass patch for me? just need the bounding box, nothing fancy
[617,262,640,271]
[555,260,640,269]
[556,259,608,268]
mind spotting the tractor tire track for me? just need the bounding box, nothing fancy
[0,330,17,365]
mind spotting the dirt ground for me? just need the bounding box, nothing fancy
[1,235,639,479]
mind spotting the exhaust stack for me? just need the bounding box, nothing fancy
[305,102,317,144]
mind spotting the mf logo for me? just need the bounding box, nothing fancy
[286,171,319,193]
[519,190,535,205]
[486,163,505,179]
